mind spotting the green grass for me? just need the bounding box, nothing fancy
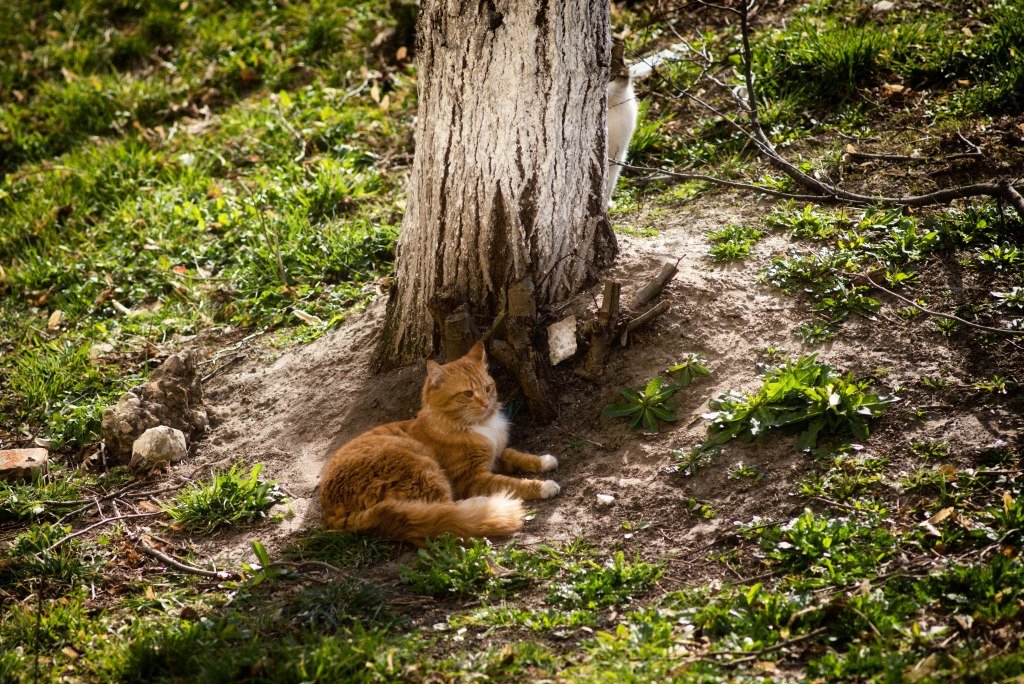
[3,1,1023,682]
[165,463,285,534]
[0,0,409,451]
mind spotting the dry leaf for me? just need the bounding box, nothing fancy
[47,309,63,328]
[396,46,408,61]
[921,507,953,526]
[370,83,381,103]
[846,144,857,154]
[61,647,79,660]
[293,309,324,325]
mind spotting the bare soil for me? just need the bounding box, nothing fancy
[187,191,1022,584]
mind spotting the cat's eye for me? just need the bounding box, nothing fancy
[463,390,474,398]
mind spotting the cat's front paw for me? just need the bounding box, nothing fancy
[539,480,561,499]
[538,454,559,472]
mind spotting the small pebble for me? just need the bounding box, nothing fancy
[596,494,615,506]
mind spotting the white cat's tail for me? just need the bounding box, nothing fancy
[325,492,524,545]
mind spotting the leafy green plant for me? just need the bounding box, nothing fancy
[547,552,663,609]
[0,522,90,590]
[973,374,1016,394]
[702,355,897,452]
[0,471,83,520]
[727,462,762,481]
[992,286,1024,309]
[687,498,717,519]
[909,439,950,461]
[796,320,839,345]
[604,377,679,432]
[765,202,845,240]
[666,353,711,387]
[979,243,1022,270]
[751,509,895,579]
[400,536,539,599]
[166,463,285,534]
[706,224,763,261]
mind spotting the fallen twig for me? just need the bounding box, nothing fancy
[700,626,828,666]
[630,258,681,310]
[625,300,671,334]
[860,274,1024,337]
[136,536,237,580]
[46,511,165,550]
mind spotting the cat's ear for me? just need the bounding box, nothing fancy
[425,360,446,388]
[466,340,486,364]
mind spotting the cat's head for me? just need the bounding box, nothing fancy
[422,341,499,424]
[610,40,629,82]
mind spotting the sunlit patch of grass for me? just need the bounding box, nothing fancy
[166,463,285,534]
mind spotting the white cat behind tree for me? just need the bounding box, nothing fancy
[605,42,638,207]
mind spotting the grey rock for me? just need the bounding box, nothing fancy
[130,426,187,471]
[102,352,208,465]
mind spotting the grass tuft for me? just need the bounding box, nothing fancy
[166,463,285,534]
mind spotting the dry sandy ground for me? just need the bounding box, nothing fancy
[186,192,1020,578]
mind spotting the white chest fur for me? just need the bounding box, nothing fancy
[606,77,638,205]
[472,411,510,464]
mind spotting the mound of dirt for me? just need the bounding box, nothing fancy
[187,193,1021,576]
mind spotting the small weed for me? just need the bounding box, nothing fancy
[687,498,717,519]
[973,374,1016,395]
[0,471,83,520]
[931,317,960,337]
[399,536,545,600]
[166,463,285,534]
[921,376,953,390]
[799,451,887,500]
[909,439,950,461]
[796,320,839,345]
[665,353,711,387]
[0,522,90,590]
[727,462,762,481]
[604,377,679,433]
[455,605,597,632]
[547,552,663,610]
[670,446,715,477]
[703,355,897,452]
[706,224,763,261]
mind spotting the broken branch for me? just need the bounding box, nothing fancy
[630,259,681,310]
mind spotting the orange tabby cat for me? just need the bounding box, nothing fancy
[319,341,560,545]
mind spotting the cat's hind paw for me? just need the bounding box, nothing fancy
[539,454,559,472]
[539,480,561,499]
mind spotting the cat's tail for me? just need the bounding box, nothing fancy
[326,493,524,544]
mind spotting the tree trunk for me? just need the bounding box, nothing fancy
[374,0,614,372]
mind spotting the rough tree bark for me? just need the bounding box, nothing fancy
[373,0,615,375]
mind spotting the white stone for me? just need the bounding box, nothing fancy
[547,315,578,366]
[872,1,895,12]
[130,426,187,471]
[596,494,615,506]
